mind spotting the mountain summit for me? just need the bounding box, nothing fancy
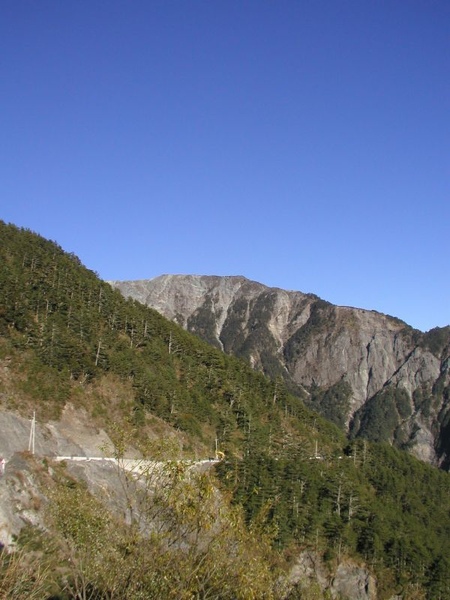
[110,275,450,468]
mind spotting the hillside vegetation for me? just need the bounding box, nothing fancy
[0,222,328,456]
[1,220,450,599]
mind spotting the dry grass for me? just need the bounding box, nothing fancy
[0,547,53,599]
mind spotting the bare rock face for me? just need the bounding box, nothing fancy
[110,275,450,468]
[331,562,377,600]
[0,405,112,460]
[287,551,377,600]
[0,407,136,549]
[0,453,47,548]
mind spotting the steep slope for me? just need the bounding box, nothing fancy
[1,223,329,462]
[2,222,450,598]
[110,275,450,467]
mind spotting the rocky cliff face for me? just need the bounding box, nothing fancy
[287,550,377,600]
[110,275,450,467]
[0,406,118,549]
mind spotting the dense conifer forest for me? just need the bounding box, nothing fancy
[1,220,450,599]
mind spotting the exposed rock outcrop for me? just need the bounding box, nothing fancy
[287,550,377,600]
[0,453,48,548]
[0,407,117,548]
[331,561,377,600]
[0,405,112,461]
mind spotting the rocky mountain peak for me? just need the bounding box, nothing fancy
[110,275,450,468]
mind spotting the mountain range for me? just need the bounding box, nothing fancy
[110,275,450,468]
[1,221,450,598]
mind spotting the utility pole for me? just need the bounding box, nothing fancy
[28,411,36,454]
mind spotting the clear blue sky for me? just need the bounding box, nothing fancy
[1,1,449,332]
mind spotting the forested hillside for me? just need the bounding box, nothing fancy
[1,220,450,599]
[0,221,329,457]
